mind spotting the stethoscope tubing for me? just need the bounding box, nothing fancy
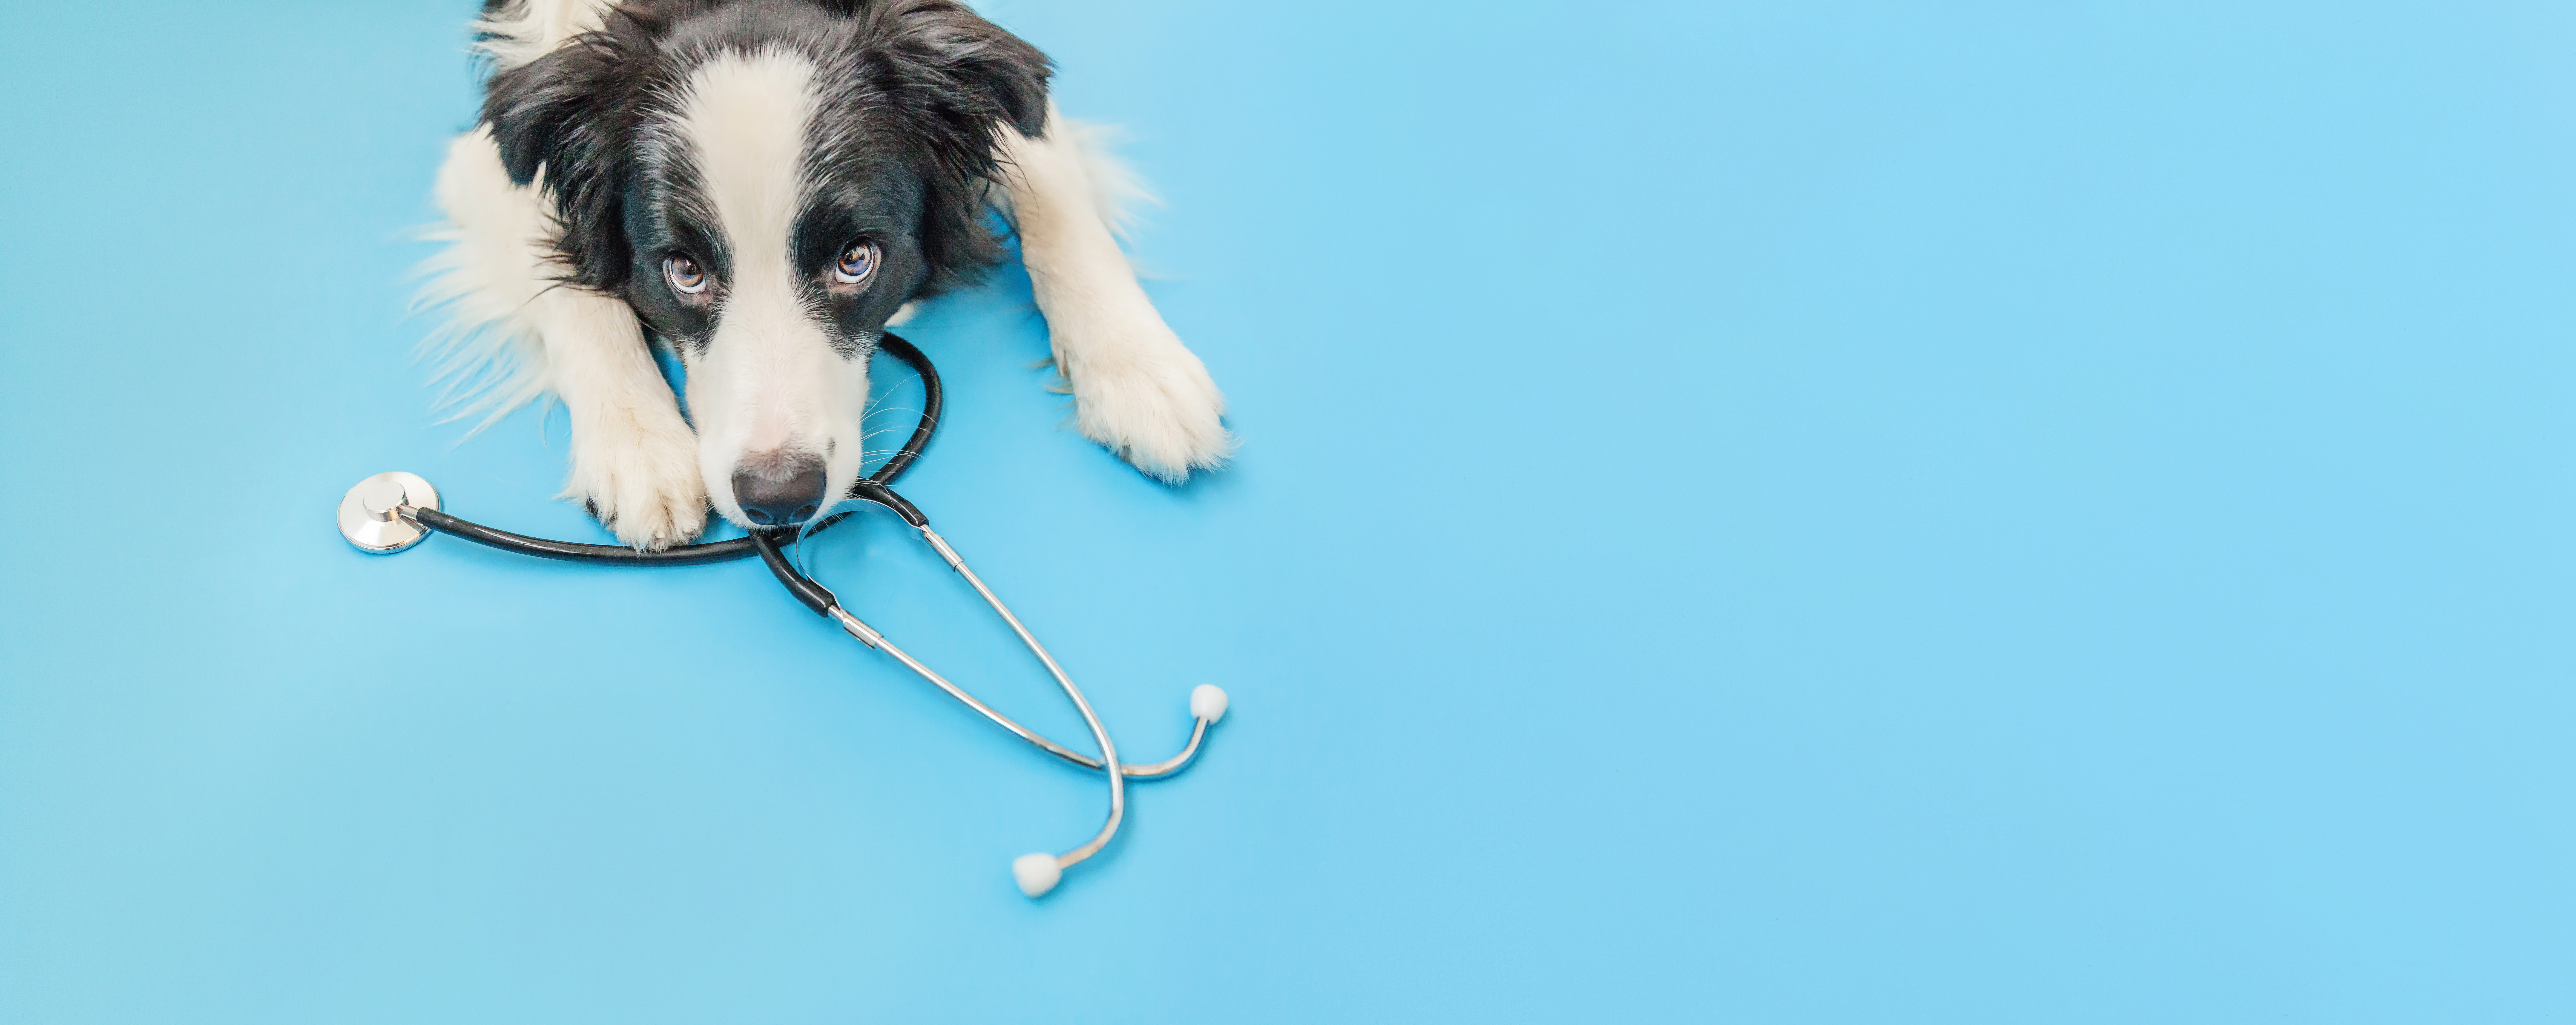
[366,332,1221,897]
[401,334,944,566]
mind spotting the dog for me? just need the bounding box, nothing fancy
[423,0,1231,549]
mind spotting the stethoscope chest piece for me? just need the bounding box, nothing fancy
[338,471,439,554]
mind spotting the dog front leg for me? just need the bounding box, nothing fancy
[537,288,708,549]
[433,129,708,549]
[999,113,1233,482]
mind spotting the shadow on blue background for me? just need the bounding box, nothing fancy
[2,1,2571,1021]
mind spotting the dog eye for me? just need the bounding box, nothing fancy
[833,241,876,285]
[665,255,708,295]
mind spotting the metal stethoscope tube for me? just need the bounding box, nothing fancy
[340,334,1226,898]
[834,522,1220,777]
[744,492,1227,897]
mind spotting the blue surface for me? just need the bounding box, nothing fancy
[3,1,2572,1020]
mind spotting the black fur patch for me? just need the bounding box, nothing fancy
[482,0,1050,313]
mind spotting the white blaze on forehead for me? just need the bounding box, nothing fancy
[667,48,869,527]
[677,49,819,279]
[674,49,836,460]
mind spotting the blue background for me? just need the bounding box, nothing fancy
[2,1,2570,1020]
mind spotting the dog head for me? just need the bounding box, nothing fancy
[483,0,1047,526]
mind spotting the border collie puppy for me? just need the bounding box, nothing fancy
[424,0,1230,548]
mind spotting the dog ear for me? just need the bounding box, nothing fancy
[862,0,1052,137]
[481,11,669,292]
[852,0,1053,293]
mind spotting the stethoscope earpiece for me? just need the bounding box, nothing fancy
[1191,684,1230,724]
[1013,853,1063,897]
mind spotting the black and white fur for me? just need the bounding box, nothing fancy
[423,0,1229,548]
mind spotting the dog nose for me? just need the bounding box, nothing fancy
[731,453,828,526]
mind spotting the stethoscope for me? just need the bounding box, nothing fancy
[336,335,1227,898]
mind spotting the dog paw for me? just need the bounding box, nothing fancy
[562,407,708,550]
[1058,318,1233,482]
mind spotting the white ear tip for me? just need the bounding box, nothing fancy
[1190,684,1230,723]
[1012,853,1062,897]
